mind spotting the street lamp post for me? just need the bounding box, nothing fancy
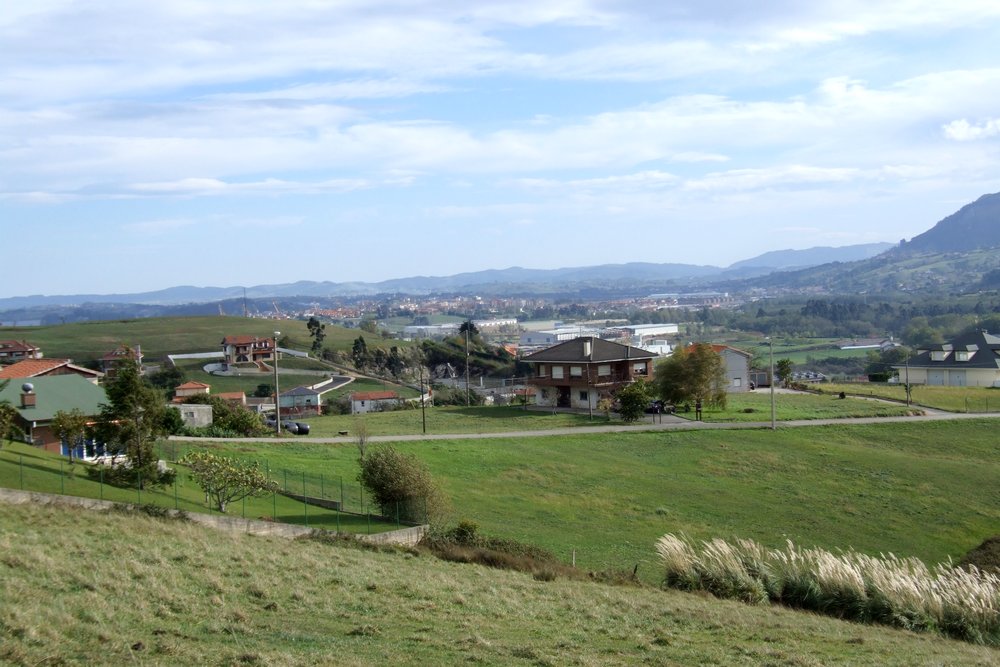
[273,331,281,436]
[766,338,776,430]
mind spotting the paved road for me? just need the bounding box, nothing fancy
[170,405,1000,445]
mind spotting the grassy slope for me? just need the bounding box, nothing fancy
[0,442,399,534]
[0,315,411,364]
[158,420,1000,583]
[2,502,996,666]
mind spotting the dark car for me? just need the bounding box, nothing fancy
[645,400,676,414]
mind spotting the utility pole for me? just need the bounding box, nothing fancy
[767,338,776,430]
[273,331,281,436]
[419,363,427,434]
[465,323,471,407]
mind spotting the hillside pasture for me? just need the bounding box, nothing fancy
[4,502,995,665]
[158,420,1000,585]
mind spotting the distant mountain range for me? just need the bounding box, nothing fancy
[3,191,1000,322]
[0,244,893,312]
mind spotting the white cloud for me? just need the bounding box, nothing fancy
[943,118,1000,141]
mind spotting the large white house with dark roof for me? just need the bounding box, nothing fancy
[522,336,658,410]
[892,330,1000,387]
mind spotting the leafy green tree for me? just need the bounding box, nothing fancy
[458,320,480,339]
[0,380,17,448]
[147,365,186,395]
[655,343,727,409]
[182,451,279,513]
[358,445,448,523]
[92,351,169,489]
[51,408,90,464]
[775,358,794,386]
[306,316,326,354]
[387,346,405,379]
[360,318,378,334]
[253,383,273,398]
[182,395,270,436]
[351,335,371,370]
[615,380,650,423]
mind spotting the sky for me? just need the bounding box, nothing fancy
[3,1,1000,298]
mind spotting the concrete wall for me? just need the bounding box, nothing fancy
[0,487,427,546]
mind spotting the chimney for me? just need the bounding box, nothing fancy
[20,382,36,409]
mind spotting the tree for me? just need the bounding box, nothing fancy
[306,316,326,354]
[351,336,371,370]
[182,451,278,513]
[92,351,170,489]
[615,380,650,423]
[358,445,448,523]
[387,346,405,379]
[0,380,16,448]
[775,358,794,386]
[51,408,90,464]
[458,320,480,339]
[654,343,727,409]
[360,318,378,334]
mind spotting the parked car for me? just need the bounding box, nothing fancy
[645,400,675,414]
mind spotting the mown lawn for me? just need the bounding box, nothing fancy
[816,382,1000,413]
[698,389,917,422]
[300,405,605,437]
[5,502,995,666]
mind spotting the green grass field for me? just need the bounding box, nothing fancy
[149,419,1000,585]
[0,441,399,534]
[699,390,917,421]
[0,315,412,364]
[5,502,995,665]
[814,382,1000,413]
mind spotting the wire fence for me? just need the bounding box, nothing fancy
[0,444,419,535]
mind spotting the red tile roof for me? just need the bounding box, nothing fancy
[216,391,246,401]
[175,381,211,390]
[0,359,69,378]
[0,340,40,353]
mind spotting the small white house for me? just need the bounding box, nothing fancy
[350,390,401,414]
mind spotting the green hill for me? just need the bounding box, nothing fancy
[0,316,404,365]
[2,501,996,666]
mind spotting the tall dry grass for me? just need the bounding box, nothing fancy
[656,533,1000,645]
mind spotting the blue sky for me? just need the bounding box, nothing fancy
[3,1,1000,297]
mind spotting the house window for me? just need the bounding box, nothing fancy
[597,364,611,377]
[733,378,742,387]
[579,390,589,401]
[537,364,547,377]
[930,351,947,361]
[633,362,647,376]
[956,351,973,361]
[570,366,582,377]
[552,366,564,379]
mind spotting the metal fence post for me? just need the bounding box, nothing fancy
[20,454,24,489]
[303,472,308,527]
[60,461,65,495]
[99,465,104,500]
[340,475,344,512]
[174,478,179,510]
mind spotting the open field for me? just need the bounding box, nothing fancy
[157,419,1000,585]
[700,389,917,421]
[0,441,399,533]
[815,382,1000,413]
[300,405,605,437]
[4,502,995,666]
[0,315,411,364]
